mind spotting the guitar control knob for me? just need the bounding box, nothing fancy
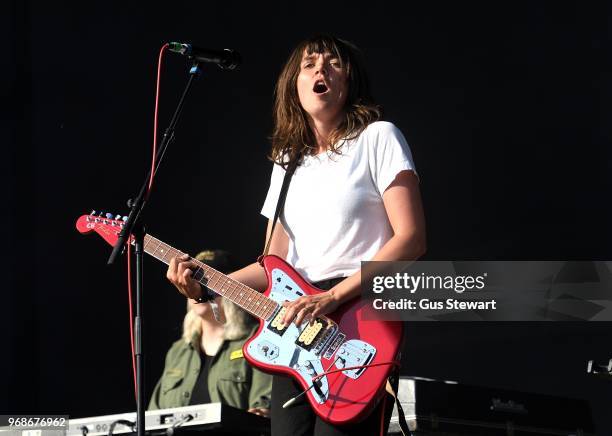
[105,213,114,219]
[115,215,122,220]
[122,216,128,221]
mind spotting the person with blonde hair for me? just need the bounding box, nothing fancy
[149,250,272,417]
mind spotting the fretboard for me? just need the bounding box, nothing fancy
[143,234,278,320]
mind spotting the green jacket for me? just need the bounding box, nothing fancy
[148,326,272,410]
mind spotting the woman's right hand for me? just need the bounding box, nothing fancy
[167,254,203,300]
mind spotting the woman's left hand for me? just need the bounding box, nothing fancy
[281,290,340,326]
[248,408,270,418]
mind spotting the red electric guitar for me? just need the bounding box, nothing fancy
[76,212,403,424]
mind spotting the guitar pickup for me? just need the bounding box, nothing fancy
[295,318,328,351]
[267,307,289,335]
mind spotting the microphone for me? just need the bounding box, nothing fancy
[168,42,241,70]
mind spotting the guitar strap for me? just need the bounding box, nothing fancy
[386,375,412,436]
[259,157,299,263]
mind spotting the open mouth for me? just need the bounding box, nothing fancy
[313,80,328,94]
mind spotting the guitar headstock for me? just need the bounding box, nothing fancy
[75,210,132,247]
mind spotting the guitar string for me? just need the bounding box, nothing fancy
[142,233,379,356]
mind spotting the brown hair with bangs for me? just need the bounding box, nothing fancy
[270,34,381,167]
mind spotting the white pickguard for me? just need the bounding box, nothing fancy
[246,268,330,403]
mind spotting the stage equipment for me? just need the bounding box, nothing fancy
[67,403,269,436]
[587,358,612,380]
[104,43,228,436]
[168,43,240,70]
[388,377,594,436]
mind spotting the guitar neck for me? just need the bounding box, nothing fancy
[143,234,278,320]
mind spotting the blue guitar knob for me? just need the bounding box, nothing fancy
[105,213,114,219]
[122,216,128,221]
[115,215,122,220]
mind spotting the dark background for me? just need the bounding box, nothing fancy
[3,1,611,434]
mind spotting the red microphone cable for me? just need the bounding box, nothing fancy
[311,360,400,383]
[126,43,169,403]
[147,43,169,198]
[282,358,400,410]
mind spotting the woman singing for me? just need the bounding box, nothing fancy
[166,34,426,436]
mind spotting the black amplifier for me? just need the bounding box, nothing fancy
[389,377,594,436]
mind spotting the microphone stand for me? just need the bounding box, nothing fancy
[107,60,202,436]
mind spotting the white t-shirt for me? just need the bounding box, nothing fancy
[261,121,417,283]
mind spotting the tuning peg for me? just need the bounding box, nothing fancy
[105,213,114,219]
